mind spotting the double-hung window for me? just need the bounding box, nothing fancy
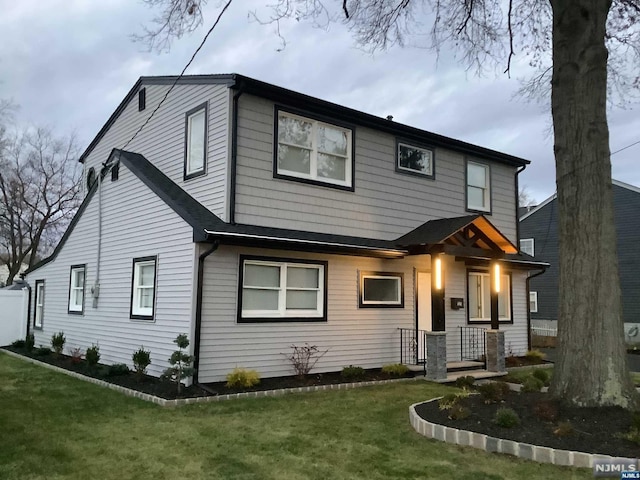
[131,256,157,320]
[467,271,511,322]
[396,141,434,178]
[466,161,491,212]
[359,272,404,308]
[184,103,207,179]
[68,265,86,314]
[34,280,45,329]
[239,257,326,322]
[276,110,353,189]
[529,291,538,313]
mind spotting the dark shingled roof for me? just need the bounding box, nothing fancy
[395,215,480,247]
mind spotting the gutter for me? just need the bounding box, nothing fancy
[229,82,245,225]
[192,240,220,385]
[526,267,548,350]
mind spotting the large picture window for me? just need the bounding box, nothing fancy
[396,141,434,178]
[34,280,45,329]
[467,271,511,323]
[239,256,327,322]
[68,265,86,314]
[130,256,157,320]
[359,272,404,308]
[184,103,207,179]
[466,161,491,212]
[275,109,353,189]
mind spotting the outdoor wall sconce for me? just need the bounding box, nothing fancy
[434,256,443,290]
[492,262,501,293]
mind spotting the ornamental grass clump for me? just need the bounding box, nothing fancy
[226,368,261,388]
[381,364,410,377]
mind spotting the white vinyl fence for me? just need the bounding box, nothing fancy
[0,288,28,346]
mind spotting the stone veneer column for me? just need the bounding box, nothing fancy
[485,330,505,372]
[425,332,447,381]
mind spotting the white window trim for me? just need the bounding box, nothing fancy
[276,110,353,188]
[241,259,325,320]
[396,142,434,177]
[468,271,511,321]
[68,265,85,313]
[360,273,404,307]
[34,281,44,328]
[529,291,538,313]
[185,105,207,177]
[131,258,156,319]
[520,238,535,256]
[466,160,491,212]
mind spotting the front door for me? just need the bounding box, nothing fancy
[417,271,432,361]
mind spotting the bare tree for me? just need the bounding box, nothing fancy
[137,0,640,408]
[0,126,82,286]
[518,186,536,209]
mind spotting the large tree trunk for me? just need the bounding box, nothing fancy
[549,0,638,408]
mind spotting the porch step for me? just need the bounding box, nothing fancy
[435,369,508,384]
[406,364,426,372]
[447,361,484,372]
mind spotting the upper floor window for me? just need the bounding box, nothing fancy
[467,271,511,323]
[184,103,207,179]
[520,238,535,256]
[396,141,434,179]
[275,110,353,190]
[466,161,491,212]
[34,280,45,329]
[239,256,327,322]
[68,265,86,314]
[130,256,157,320]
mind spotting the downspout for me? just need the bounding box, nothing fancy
[92,164,104,308]
[515,164,527,244]
[192,239,220,386]
[25,283,32,340]
[526,268,548,350]
[229,85,244,225]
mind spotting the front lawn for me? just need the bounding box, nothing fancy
[0,353,590,479]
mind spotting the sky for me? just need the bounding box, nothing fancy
[1,0,639,204]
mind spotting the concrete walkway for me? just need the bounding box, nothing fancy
[539,347,640,372]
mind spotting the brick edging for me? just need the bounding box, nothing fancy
[1,349,419,407]
[409,398,635,469]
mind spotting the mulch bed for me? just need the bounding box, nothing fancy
[415,390,640,458]
[2,346,414,400]
[505,355,551,368]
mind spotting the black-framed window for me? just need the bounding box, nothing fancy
[359,271,404,308]
[184,103,207,180]
[466,160,491,213]
[395,140,435,179]
[34,280,45,329]
[138,88,146,111]
[275,108,354,190]
[467,270,512,323]
[130,256,157,320]
[68,265,86,314]
[238,255,328,323]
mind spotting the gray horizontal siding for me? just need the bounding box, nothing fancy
[197,246,529,382]
[25,163,197,377]
[234,94,517,242]
[82,83,230,220]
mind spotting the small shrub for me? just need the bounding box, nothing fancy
[85,345,100,367]
[161,334,194,394]
[226,368,261,388]
[533,400,559,422]
[283,343,328,378]
[477,381,510,403]
[525,349,546,362]
[69,346,83,364]
[438,391,469,411]
[51,332,66,355]
[618,428,640,445]
[25,333,35,352]
[553,421,574,437]
[341,365,366,380]
[448,404,472,421]
[132,347,151,377]
[11,339,25,348]
[521,376,545,393]
[381,363,410,377]
[34,347,51,357]
[454,375,476,390]
[494,407,520,428]
[532,368,551,385]
[107,363,130,377]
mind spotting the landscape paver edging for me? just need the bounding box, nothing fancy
[409,397,636,469]
[1,349,419,406]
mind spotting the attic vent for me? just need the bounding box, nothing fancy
[111,162,120,182]
[138,88,146,111]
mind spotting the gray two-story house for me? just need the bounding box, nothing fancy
[24,74,545,382]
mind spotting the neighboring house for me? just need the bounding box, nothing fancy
[24,74,545,382]
[520,179,640,329]
[0,262,28,288]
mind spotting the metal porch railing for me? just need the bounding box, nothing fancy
[459,326,487,366]
[398,328,428,375]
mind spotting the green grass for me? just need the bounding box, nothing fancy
[0,353,590,479]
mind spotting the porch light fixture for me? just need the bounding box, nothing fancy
[493,262,501,293]
[434,256,443,290]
